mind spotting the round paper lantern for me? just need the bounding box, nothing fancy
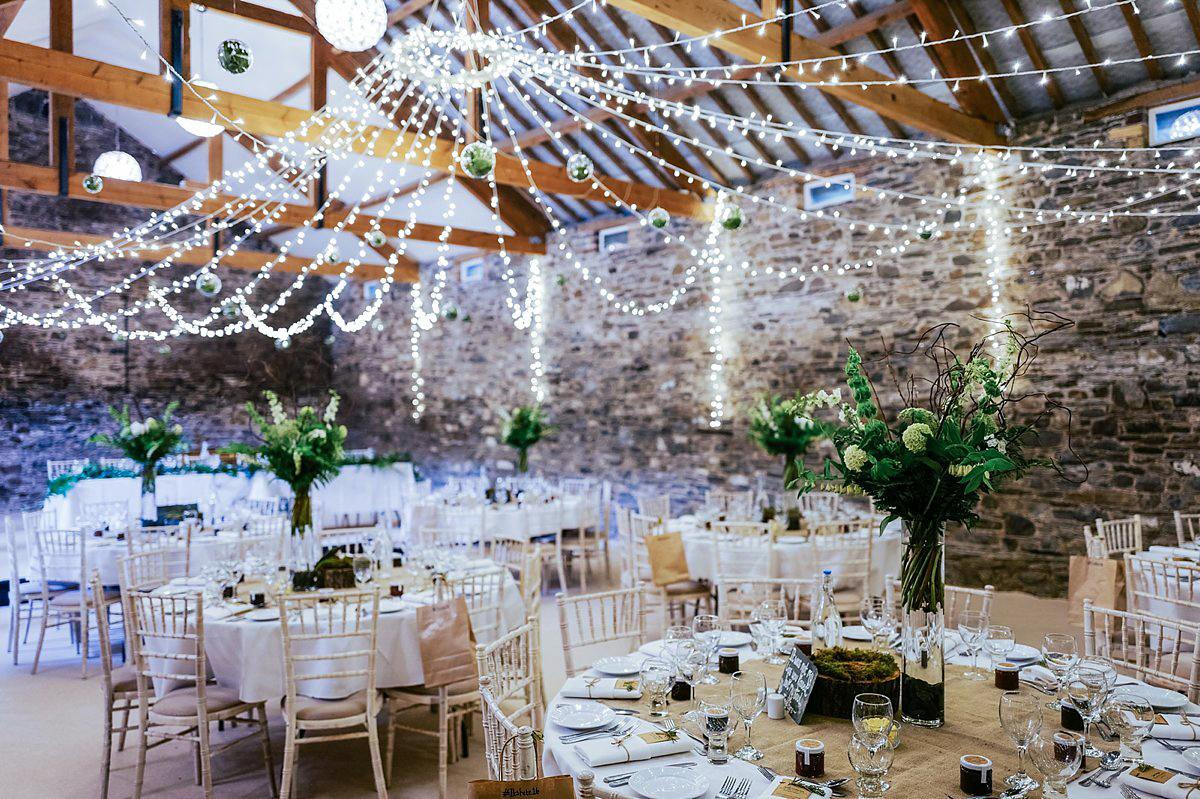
[93,151,142,182]
[315,0,386,52]
[459,141,496,179]
[217,39,253,74]
[176,81,224,138]
[567,153,594,183]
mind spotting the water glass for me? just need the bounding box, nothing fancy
[998,691,1043,791]
[1041,633,1078,710]
[1101,690,1154,765]
[755,600,787,665]
[1066,665,1111,757]
[859,596,891,650]
[672,640,708,704]
[692,614,723,685]
[957,610,988,680]
[847,731,895,798]
[983,625,1015,669]
[640,659,675,718]
[700,698,733,764]
[352,554,373,585]
[730,671,766,761]
[1027,731,1083,799]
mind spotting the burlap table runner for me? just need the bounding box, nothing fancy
[596,662,1032,798]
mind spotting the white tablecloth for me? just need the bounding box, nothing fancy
[1127,550,1200,624]
[36,530,265,585]
[408,497,591,542]
[47,464,417,529]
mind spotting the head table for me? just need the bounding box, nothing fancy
[543,643,1200,799]
[407,495,590,542]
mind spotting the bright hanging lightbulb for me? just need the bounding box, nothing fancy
[176,80,223,138]
[315,0,386,52]
[92,150,142,182]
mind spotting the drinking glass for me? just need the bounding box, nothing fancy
[756,599,787,665]
[998,691,1043,791]
[957,610,988,680]
[352,554,373,585]
[672,640,708,707]
[640,659,675,718]
[1066,665,1111,757]
[859,596,891,650]
[983,625,1016,670]
[1027,731,1084,799]
[692,614,723,685]
[730,671,767,761]
[665,625,694,645]
[1078,655,1118,692]
[847,731,895,798]
[1101,690,1154,765]
[1041,633,1079,709]
[699,697,733,764]
[852,693,895,738]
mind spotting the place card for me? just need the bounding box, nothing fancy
[770,781,815,798]
[1130,765,1174,784]
[776,647,819,724]
[636,731,679,744]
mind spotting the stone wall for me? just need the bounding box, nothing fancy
[0,91,334,510]
[332,100,1200,596]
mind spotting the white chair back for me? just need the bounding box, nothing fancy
[1176,512,1200,547]
[809,527,872,593]
[1092,515,1144,558]
[556,586,647,677]
[885,576,994,621]
[1082,599,1200,702]
[77,500,130,532]
[475,618,543,728]
[451,568,507,645]
[478,676,538,781]
[716,577,814,628]
[636,494,670,521]
[22,509,58,537]
[710,521,775,581]
[1125,554,1200,620]
[279,589,380,705]
[797,491,842,520]
[47,459,89,480]
[705,490,754,521]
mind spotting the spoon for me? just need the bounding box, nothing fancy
[1100,751,1124,769]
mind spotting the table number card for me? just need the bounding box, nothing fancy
[776,647,818,724]
[770,781,815,798]
[1129,765,1174,784]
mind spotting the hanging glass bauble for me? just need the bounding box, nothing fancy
[567,153,594,183]
[648,207,670,229]
[371,318,385,331]
[459,141,496,179]
[718,203,744,231]
[918,227,934,240]
[93,151,142,182]
[324,334,336,346]
[157,344,171,355]
[196,271,222,298]
[322,247,342,264]
[315,0,386,52]
[221,303,238,318]
[845,286,863,303]
[275,337,292,350]
[217,39,253,74]
[112,330,127,342]
[364,230,387,247]
[82,174,104,194]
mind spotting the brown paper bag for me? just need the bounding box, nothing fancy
[467,776,575,799]
[645,531,691,586]
[416,596,477,689]
[1067,554,1126,625]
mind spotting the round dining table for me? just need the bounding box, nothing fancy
[542,639,1200,799]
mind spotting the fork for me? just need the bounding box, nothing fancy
[733,778,753,797]
[560,720,634,743]
[1122,786,1145,799]
[716,776,738,799]
[1152,737,1187,752]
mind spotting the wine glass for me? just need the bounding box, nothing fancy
[1041,633,1078,709]
[640,659,675,718]
[957,610,988,680]
[998,691,1042,792]
[1066,665,1111,757]
[1101,690,1154,765]
[730,671,766,761]
[672,640,708,706]
[755,599,787,665]
[859,596,891,650]
[692,614,723,685]
[665,625,694,646]
[847,731,895,799]
[852,693,895,737]
[352,554,373,585]
[1027,731,1084,799]
[983,625,1016,670]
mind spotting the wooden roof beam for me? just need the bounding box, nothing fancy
[1082,77,1200,120]
[191,0,311,33]
[999,0,1065,108]
[1118,1,1164,81]
[944,0,1018,117]
[0,1,23,37]
[388,0,437,24]
[0,39,708,218]
[909,0,1005,122]
[604,0,1001,144]
[1057,0,1111,96]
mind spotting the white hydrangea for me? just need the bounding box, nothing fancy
[308,428,327,440]
[129,421,146,436]
[902,422,933,454]
[843,444,869,471]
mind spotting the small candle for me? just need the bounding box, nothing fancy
[718,648,740,674]
[796,739,825,778]
[767,692,786,720]
[994,661,1020,690]
[960,755,992,796]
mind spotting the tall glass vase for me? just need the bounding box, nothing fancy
[517,448,529,473]
[139,465,157,526]
[291,487,313,538]
[898,519,945,728]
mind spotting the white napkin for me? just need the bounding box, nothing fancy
[1150,713,1200,741]
[1020,664,1057,688]
[573,729,692,767]
[560,676,642,700]
[1116,764,1200,798]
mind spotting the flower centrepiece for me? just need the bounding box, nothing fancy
[498,404,554,474]
[747,389,839,488]
[90,402,186,524]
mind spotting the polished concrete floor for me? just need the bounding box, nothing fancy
[0,568,1075,798]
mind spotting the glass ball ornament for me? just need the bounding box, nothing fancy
[459,141,496,179]
[371,318,385,332]
[364,230,387,247]
[196,271,222,298]
[717,203,745,231]
[82,174,104,194]
[221,303,239,318]
[93,151,142,183]
[112,330,128,342]
[567,153,594,183]
[275,337,292,351]
[845,286,863,303]
[321,247,342,265]
[918,227,934,240]
[176,81,224,138]
[157,344,171,355]
[315,0,386,51]
[217,39,252,74]
[324,334,336,346]
[648,207,670,229]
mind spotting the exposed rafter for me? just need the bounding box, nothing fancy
[1118,2,1164,81]
[999,0,1065,108]
[1057,0,1111,96]
[909,0,1005,123]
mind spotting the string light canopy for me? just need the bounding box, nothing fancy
[315,0,387,52]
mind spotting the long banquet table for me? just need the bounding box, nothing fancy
[543,647,1200,799]
[406,496,591,541]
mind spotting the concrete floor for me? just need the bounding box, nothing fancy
[0,572,1076,798]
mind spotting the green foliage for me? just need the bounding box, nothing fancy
[89,402,186,469]
[223,391,347,494]
[811,647,899,683]
[47,460,257,498]
[340,451,423,481]
[499,405,554,472]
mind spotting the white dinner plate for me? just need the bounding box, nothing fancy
[548,701,615,731]
[628,767,709,799]
[719,631,753,648]
[592,656,642,676]
[1184,747,1200,772]
[841,625,873,641]
[1134,685,1189,710]
[781,625,811,641]
[377,598,406,614]
[1005,644,1040,663]
[246,608,280,622]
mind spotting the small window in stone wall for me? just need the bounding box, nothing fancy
[803,173,855,211]
[598,225,632,253]
[1149,97,1200,146]
[460,258,484,282]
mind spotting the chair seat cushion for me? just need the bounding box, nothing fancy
[152,685,243,717]
[110,665,140,694]
[388,678,479,697]
[285,690,374,721]
[48,587,121,607]
[663,580,708,597]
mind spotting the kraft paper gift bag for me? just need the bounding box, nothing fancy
[644,531,691,586]
[467,776,576,799]
[417,595,477,689]
[1067,554,1126,625]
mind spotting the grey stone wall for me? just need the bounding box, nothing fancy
[331,102,1200,597]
